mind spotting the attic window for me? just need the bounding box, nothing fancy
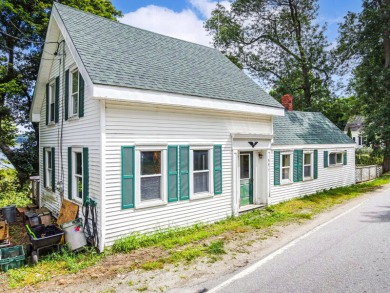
[70,69,79,116]
[49,82,56,122]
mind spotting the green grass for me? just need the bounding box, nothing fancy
[3,173,390,288]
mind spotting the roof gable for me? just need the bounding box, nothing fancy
[53,3,282,109]
[273,111,355,145]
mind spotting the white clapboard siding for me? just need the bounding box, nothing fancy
[39,33,102,234]
[269,147,356,205]
[104,101,273,245]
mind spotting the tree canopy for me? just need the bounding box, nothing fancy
[0,0,121,184]
[205,0,334,111]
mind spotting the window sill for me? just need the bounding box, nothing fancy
[43,187,55,193]
[47,122,56,126]
[67,115,79,121]
[135,200,167,210]
[328,164,344,168]
[190,193,213,201]
[280,180,293,186]
[303,177,314,182]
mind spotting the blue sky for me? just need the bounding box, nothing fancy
[112,0,362,46]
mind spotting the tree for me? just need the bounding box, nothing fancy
[336,0,390,171]
[205,0,334,111]
[347,127,352,138]
[0,1,121,184]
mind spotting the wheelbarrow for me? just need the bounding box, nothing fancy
[26,224,64,264]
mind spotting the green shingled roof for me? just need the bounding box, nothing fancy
[273,111,355,145]
[54,3,282,109]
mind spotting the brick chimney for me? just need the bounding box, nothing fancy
[281,94,293,111]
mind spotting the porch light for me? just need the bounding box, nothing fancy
[258,152,263,159]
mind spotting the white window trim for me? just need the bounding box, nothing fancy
[45,149,52,189]
[69,66,79,118]
[135,147,167,209]
[48,79,56,124]
[280,152,293,184]
[329,151,344,167]
[190,146,214,199]
[303,151,313,180]
[72,147,83,204]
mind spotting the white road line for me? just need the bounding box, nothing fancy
[207,199,369,293]
[383,188,390,192]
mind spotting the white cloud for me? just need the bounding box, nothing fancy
[119,5,211,46]
[119,1,230,47]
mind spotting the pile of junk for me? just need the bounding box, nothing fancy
[0,194,99,272]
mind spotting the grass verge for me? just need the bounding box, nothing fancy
[3,173,390,288]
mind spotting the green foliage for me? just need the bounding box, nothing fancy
[206,241,226,255]
[205,0,334,111]
[0,168,31,207]
[336,0,390,171]
[347,127,352,138]
[355,147,384,166]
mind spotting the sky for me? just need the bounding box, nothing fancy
[111,0,362,47]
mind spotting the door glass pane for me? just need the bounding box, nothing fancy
[194,172,209,193]
[75,152,82,175]
[72,93,78,114]
[240,155,250,179]
[194,150,208,171]
[141,176,161,200]
[304,166,311,177]
[141,151,161,175]
[304,153,311,164]
[76,176,83,199]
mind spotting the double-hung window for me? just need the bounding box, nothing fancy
[281,153,291,182]
[73,149,83,201]
[49,82,56,123]
[303,152,313,179]
[193,150,210,194]
[140,151,162,201]
[329,152,343,166]
[46,149,52,188]
[70,69,79,116]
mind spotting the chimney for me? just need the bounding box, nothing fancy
[281,94,293,111]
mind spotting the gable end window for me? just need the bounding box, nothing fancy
[70,69,79,117]
[49,81,56,123]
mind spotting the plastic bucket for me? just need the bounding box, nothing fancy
[2,205,16,223]
[61,218,87,251]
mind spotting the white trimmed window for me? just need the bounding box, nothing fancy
[193,150,210,194]
[281,153,292,182]
[329,152,343,166]
[70,69,79,116]
[72,149,83,202]
[45,149,52,188]
[140,151,162,201]
[49,81,56,123]
[304,152,313,179]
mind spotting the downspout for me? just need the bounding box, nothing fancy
[99,99,106,252]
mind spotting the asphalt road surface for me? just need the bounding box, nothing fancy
[210,186,390,293]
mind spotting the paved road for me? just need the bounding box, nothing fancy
[211,186,390,293]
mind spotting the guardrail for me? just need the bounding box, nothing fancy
[356,165,383,183]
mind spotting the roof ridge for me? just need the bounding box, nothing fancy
[53,2,219,52]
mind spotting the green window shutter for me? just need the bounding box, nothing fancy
[46,84,49,125]
[83,148,89,204]
[298,150,303,182]
[344,150,347,165]
[122,146,135,209]
[79,73,85,118]
[68,147,72,199]
[179,146,190,200]
[55,77,60,123]
[65,70,69,120]
[168,145,179,202]
[293,150,302,182]
[213,145,222,194]
[43,148,47,187]
[51,147,56,192]
[324,151,328,168]
[274,151,280,186]
[314,150,318,179]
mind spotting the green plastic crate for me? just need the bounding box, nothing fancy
[0,245,25,272]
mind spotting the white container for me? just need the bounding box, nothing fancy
[61,218,87,251]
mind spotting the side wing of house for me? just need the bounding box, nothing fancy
[102,102,274,245]
[36,14,101,236]
[269,145,356,205]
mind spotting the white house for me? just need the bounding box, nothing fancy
[31,4,355,251]
[344,116,365,148]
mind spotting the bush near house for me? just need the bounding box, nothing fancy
[0,169,31,207]
[355,148,383,166]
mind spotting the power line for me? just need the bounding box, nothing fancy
[0,30,58,45]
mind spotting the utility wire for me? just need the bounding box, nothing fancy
[0,30,58,45]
